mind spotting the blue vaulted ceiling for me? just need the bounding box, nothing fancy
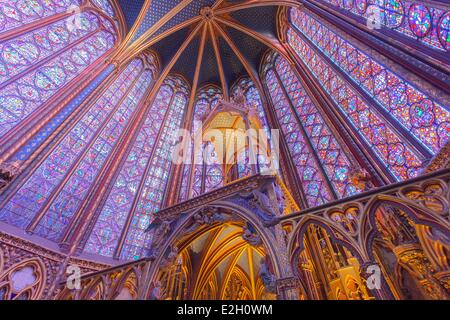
[115,1,282,88]
[150,0,216,41]
[131,0,180,41]
[130,0,216,41]
[117,0,145,30]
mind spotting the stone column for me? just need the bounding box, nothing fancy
[276,277,301,300]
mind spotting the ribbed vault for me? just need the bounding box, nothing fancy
[114,0,299,102]
[155,223,271,300]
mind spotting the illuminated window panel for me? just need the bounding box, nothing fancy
[265,68,333,207]
[178,164,190,202]
[84,79,173,258]
[231,78,270,135]
[11,64,115,162]
[290,9,449,155]
[91,0,116,18]
[179,86,223,202]
[191,164,204,199]
[190,141,206,199]
[0,0,82,34]
[193,87,223,196]
[0,28,116,138]
[275,56,364,197]
[231,78,273,174]
[0,59,142,230]
[0,11,100,85]
[203,141,224,193]
[119,77,189,261]
[34,69,153,241]
[287,27,424,181]
[317,0,449,51]
[237,148,252,179]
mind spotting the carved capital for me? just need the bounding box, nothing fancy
[276,277,300,300]
[242,223,263,247]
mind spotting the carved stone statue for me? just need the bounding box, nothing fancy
[211,207,226,223]
[274,183,286,214]
[160,245,179,269]
[349,167,371,190]
[152,220,171,246]
[232,87,246,107]
[184,207,227,234]
[259,260,276,294]
[167,245,179,262]
[251,190,276,218]
[149,281,162,300]
[146,218,172,259]
[242,222,262,246]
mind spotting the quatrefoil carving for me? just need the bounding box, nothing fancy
[401,181,448,218]
[327,206,361,235]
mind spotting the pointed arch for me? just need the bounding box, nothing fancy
[110,268,139,300]
[360,195,450,262]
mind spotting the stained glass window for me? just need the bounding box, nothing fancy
[230,78,272,178]
[34,69,153,241]
[408,3,432,38]
[264,66,332,207]
[0,0,82,34]
[0,2,119,139]
[287,19,425,181]
[0,58,145,234]
[117,75,189,260]
[91,0,115,18]
[236,148,252,179]
[203,141,224,194]
[179,85,223,201]
[319,0,449,51]
[439,12,450,51]
[263,53,368,205]
[182,81,273,193]
[231,78,270,135]
[178,163,190,202]
[189,143,206,199]
[83,75,171,259]
[278,56,367,197]
[384,0,404,28]
[355,0,368,14]
[11,64,115,162]
[290,9,450,156]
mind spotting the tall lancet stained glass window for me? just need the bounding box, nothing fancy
[0,0,119,139]
[287,7,447,181]
[0,56,155,242]
[318,0,449,51]
[230,78,272,178]
[179,85,223,202]
[263,53,370,207]
[290,8,449,156]
[84,75,189,261]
